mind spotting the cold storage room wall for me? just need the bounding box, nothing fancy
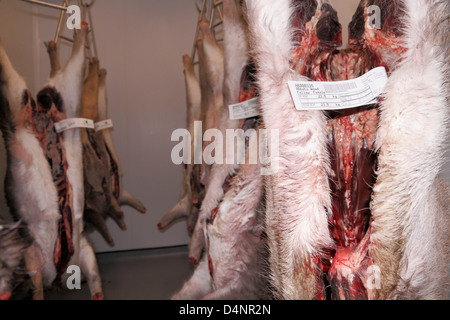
[0,0,197,252]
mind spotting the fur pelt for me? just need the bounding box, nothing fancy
[172,127,268,300]
[370,0,449,300]
[244,0,333,299]
[188,0,251,264]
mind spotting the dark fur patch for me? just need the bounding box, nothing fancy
[292,0,318,42]
[349,0,406,41]
[36,87,64,112]
[316,3,341,43]
[240,61,257,94]
[292,0,318,29]
[0,219,33,299]
[0,89,14,135]
[349,2,365,40]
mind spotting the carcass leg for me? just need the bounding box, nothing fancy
[44,41,61,78]
[188,221,205,265]
[24,245,44,300]
[79,236,103,300]
[118,188,146,214]
[158,194,191,230]
[171,255,212,300]
[84,209,114,246]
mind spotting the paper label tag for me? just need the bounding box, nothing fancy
[94,119,114,132]
[54,118,95,133]
[288,67,388,111]
[228,97,259,120]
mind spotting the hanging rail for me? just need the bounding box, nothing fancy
[20,0,95,11]
[20,0,98,59]
[190,0,223,65]
[20,0,69,11]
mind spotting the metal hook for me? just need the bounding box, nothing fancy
[21,0,99,62]
[190,0,223,65]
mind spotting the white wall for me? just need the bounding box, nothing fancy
[329,0,360,48]
[0,0,197,252]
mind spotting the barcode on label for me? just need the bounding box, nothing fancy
[95,119,114,132]
[229,97,259,120]
[54,118,95,133]
[323,82,357,93]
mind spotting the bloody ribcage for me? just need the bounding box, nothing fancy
[325,50,377,250]
[30,87,75,285]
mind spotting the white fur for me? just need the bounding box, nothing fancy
[172,128,267,300]
[189,0,250,262]
[15,129,60,286]
[172,255,212,300]
[158,55,201,230]
[245,0,333,299]
[1,41,60,289]
[0,27,103,299]
[0,40,28,118]
[370,0,449,299]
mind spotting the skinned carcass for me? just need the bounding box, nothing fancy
[0,24,103,300]
[171,0,269,300]
[244,0,449,300]
[197,18,225,187]
[83,65,147,244]
[186,0,256,265]
[159,17,227,255]
[158,54,202,234]
[96,69,146,218]
[186,18,226,262]
[81,59,128,245]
